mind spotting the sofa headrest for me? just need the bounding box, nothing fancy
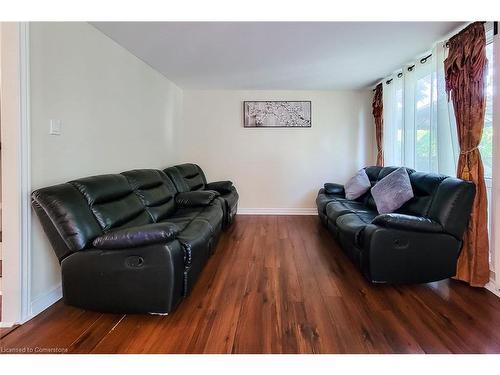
[428,177,476,239]
[122,169,178,222]
[164,163,207,192]
[70,174,152,232]
[32,183,103,260]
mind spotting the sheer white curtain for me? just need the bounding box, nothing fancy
[382,42,459,175]
[382,72,404,166]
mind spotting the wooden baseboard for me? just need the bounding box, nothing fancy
[238,208,317,215]
[28,284,62,322]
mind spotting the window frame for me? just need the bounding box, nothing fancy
[483,34,494,271]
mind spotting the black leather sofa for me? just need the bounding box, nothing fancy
[31,166,238,314]
[317,166,475,284]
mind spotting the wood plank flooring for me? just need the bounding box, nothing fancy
[1,215,500,353]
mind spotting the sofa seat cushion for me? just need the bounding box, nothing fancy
[336,211,378,248]
[160,216,193,232]
[159,203,222,267]
[193,202,224,233]
[161,207,203,231]
[162,200,223,233]
[325,200,373,223]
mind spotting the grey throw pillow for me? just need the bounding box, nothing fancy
[345,169,371,200]
[371,167,414,214]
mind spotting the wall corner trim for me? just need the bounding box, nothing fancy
[0,21,32,325]
[19,21,33,325]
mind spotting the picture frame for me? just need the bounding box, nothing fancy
[243,101,312,128]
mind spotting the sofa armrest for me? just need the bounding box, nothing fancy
[205,181,234,194]
[93,222,179,249]
[361,224,461,283]
[61,241,185,313]
[175,190,219,207]
[371,213,443,233]
[324,183,345,195]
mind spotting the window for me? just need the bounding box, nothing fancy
[414,73,434,172]
[479,41,494,179]
[480,38,494,267]
[382,75,404,166]
[383,27,493,177]
[382,23,495,268]
[383,42,456,176]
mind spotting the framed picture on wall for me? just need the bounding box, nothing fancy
[243,101,312,128]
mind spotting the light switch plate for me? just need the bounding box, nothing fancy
[49,119,62,135]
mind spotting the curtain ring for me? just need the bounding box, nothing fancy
[420,53,432,64]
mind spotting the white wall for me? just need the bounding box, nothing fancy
[181,90,374,212]
[1,23,24,324]
[29,22,183,315]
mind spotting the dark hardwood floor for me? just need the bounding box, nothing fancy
[1,215,500,353]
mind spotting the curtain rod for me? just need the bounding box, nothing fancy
[372,21,497,91]
[372,52,431,90]
[444,21,496,47]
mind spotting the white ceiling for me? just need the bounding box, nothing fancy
[92,22,464,90]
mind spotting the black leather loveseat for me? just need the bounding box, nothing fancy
[31,165,238,314]
[317,166,475,284]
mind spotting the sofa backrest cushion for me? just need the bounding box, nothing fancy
[428,177,476,239]
[163,166,188,192]
[351,166,381,205]
[32,183,103,259]
[70,174,152,232]
[401,172,448,216]
[364,166,383,185]
[122,169,178,222]
[164,163,207,193]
